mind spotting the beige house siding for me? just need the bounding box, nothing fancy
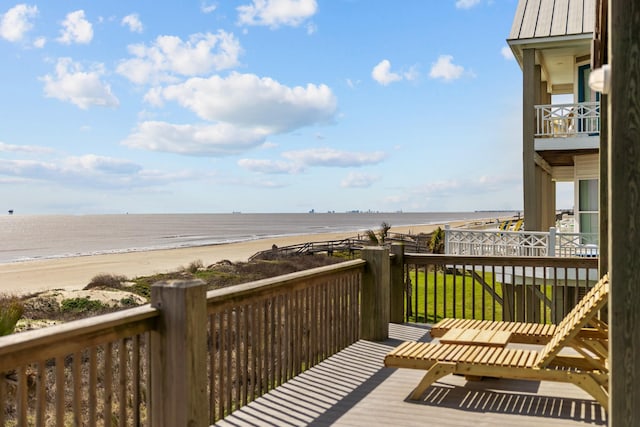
[575,154,599,179]
[553,166,574,181]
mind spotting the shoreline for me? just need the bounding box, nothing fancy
[0,219,486,294]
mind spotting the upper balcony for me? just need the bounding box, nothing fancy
[444,225,599,258]
[534,102,600,165]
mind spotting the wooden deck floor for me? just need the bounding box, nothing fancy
[214,323,607,426]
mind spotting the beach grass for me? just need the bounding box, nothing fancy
[0,294,24,336]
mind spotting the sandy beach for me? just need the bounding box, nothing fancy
[0,220,476,294]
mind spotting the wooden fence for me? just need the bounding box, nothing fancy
[0,305,157,426]
[0,254,377,426]
[205,259,365,423]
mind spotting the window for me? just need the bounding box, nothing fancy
[578,179,598,243]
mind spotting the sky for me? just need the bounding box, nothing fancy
[0,0,572,215]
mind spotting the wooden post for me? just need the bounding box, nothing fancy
[150,280,208,427]
[501,282,515,322]
[599,94,609,279]
[523,48,541,231]
[599,95,609,323]
[543,171,555,230]
[551,286,565,324]
[361,247,390,341]
[390,244,405,323]
[609,0,640,422]
[526,285,541,323]
[515,283,524,322]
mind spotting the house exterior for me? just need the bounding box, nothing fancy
[507,0,599,237]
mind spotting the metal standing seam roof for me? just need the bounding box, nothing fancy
[509,0,596,41]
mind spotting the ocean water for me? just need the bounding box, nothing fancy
[0,212,514,264]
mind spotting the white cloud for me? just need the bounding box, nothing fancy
[306,22,317,35]
[394,174,520,205]
[0,155,193,189]
[66,154,142,175]
[57,10,93,44]
[0,158,56,180]
[0,4,38,42]
[201,2,218,13]
[237,158,302,174]
[371,60,418,85]
[149,72,337,133]
[239,148,387,175]
[0,176,27,184]
[237,0,317,28]
[117,31,241,85]
[404,65,419,81]
[33,36,45,48]
[121,121,269,156]
[346,78,360,89]
[456,0,481,9]
[282,148,387,167]
[429,55,465,81]
[41,57,119,109]
[340,172,379,188]
[415,179,462,196]
[261,141,278,149]
[0,141,53,154]
[121,14,143,33]
[372,60,401,86]
[501,45,515,60]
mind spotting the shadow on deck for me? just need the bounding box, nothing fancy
[214,323,607,427]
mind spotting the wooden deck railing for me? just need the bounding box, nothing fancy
[249,238,366,260]
[0,255,375,426]
[205,259,365,423]
[0,246,601,425]
[0,305,157,426]
[397,253,599,325]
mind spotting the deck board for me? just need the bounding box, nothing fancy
[214,323,607,426]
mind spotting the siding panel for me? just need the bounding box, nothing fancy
[583,0,596,33]
[535,0,555,37]
[520,0,542,39]
[509,0,529,39]
[575,154,600,179]
[566,0,584,34]
[550,0,570,36]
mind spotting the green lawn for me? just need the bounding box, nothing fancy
[405,269,504,323]
[405,269,560,324]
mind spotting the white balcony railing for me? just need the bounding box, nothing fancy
[535,102,600,137]
[444,226,599,258]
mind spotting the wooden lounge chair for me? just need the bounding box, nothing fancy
[512,218,524,231]
[384,275,610,410]
[498,220,511,231]
[430,313,608,345]
[430,279,609,345]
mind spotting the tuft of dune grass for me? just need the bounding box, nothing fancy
[0,294,24,336]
